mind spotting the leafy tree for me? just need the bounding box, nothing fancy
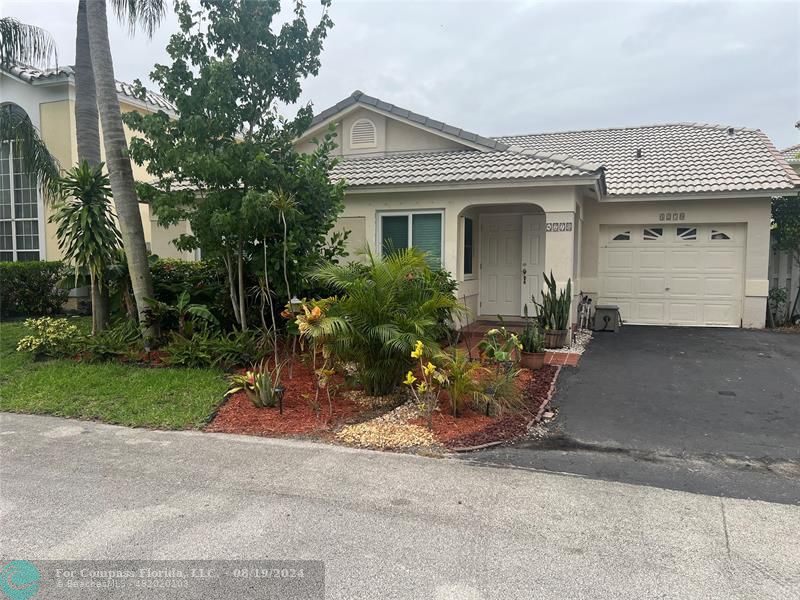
[772,194,800,320]
[125,0,343,333]
[51,161,122,335]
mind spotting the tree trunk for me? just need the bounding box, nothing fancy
[76,0,109,333]
[223,250,241,327]
[86,0,156,340]
[237,241,247,331]
[74,0,101,167]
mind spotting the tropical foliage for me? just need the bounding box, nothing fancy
[144,290,218,337]
[310,248,463,396]
[226,359,286,409]
[125,0,341,333]
[51,161,122,334]
[436,349,489,417]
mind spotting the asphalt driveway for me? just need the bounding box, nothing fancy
[468,327,800,503]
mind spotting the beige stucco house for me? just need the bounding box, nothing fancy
[0,63,191,262]
[297,91,800,329]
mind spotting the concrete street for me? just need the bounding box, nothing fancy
[1,413,799,599]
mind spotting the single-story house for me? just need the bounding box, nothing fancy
[296,91,800,329]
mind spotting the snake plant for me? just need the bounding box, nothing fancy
[534,271,572,331]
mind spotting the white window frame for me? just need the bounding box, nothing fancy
[0,140,46,262]
[350,118,377,149]
[376,209,445,265]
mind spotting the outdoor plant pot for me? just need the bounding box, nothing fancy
[544,329,568,349]
[520,350,546,371]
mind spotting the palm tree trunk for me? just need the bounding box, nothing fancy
[76,0,109,332]
[86,0,156,340]
[74,0,101,167]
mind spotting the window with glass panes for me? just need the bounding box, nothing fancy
[0,141,41,261]
[379,211,442,266]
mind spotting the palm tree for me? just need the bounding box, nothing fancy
[84,0,166,339]
[74,0,165,330]
[0,18,60,189]
[51,161,122,335]
[0,17,57,68]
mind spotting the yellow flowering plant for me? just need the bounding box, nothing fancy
[403,340,448,428]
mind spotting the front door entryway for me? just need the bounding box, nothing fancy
[480,215,522,316]
[521,214,545,316]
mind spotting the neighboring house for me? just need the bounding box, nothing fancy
[295,91,800,328]
[0,63,192,262]
[782,143,800,175]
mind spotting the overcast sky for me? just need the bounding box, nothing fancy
[5,0,799,148]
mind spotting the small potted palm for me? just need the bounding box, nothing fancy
[534,272,572,349]
[519,307,546,370]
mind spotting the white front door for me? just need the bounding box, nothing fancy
[480,215,522,316]
[521,214,546,317]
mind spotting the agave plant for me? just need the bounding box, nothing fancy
[534,271,572,331]
[311,247,465,396]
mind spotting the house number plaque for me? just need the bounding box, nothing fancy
[546,222,573,232]
[659,212,686,222]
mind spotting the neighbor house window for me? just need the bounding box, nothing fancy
[0,140,42,262]
[379,211,443,265]
[463,217,473,275]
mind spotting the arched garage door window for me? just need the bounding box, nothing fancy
[1,103,43,261]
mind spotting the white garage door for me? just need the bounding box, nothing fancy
[598,224,745,327]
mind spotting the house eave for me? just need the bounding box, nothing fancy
[340,176,603,195]
[600,188,798,203]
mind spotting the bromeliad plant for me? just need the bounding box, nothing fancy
[519,307,546,354]
[227,359,287,409]
[404,340,447,428]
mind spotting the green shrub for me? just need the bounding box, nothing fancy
[0,261,68,318]
[311,248,465,396]
[81,320,142,362]
[15,317,81,359]
[163,329,269,369]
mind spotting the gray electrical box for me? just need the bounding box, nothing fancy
[594,304,621,332]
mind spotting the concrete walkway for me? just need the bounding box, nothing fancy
[1,413,799,599]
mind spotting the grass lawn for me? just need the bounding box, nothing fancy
[0,318,228,429]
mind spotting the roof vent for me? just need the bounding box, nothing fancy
[727,127,735,136]
[350,118,377,149]
[635,148,643,158]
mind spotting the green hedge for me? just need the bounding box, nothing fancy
[0,261,69,318]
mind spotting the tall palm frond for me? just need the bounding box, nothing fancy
[0,104,60,192]
[0,17,57,67]
[109,0,167,36]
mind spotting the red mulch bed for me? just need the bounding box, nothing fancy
[205,359,360,437]
[434,365,558,449]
